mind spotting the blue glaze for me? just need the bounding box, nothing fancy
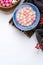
[13,3,40,31]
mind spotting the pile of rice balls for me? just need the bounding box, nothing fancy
[16,6,36,27]
[0,0,19,7]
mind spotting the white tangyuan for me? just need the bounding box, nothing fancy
[12,0,17,4]
[16,6,36,26]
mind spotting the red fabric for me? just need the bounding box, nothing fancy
[35,43,43,49]
[35,43,40,49]
[41,10,43,13]
[40,18,43,24]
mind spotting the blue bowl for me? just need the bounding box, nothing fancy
[13,3,40,31]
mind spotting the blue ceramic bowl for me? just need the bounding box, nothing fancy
[13,3,40,31]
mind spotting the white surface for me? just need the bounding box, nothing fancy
[0,11,43,65]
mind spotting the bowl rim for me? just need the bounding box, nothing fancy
[13,3,40,31]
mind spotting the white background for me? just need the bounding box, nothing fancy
[0,10,43,65]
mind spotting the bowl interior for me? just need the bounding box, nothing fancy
[13,3,40,31]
